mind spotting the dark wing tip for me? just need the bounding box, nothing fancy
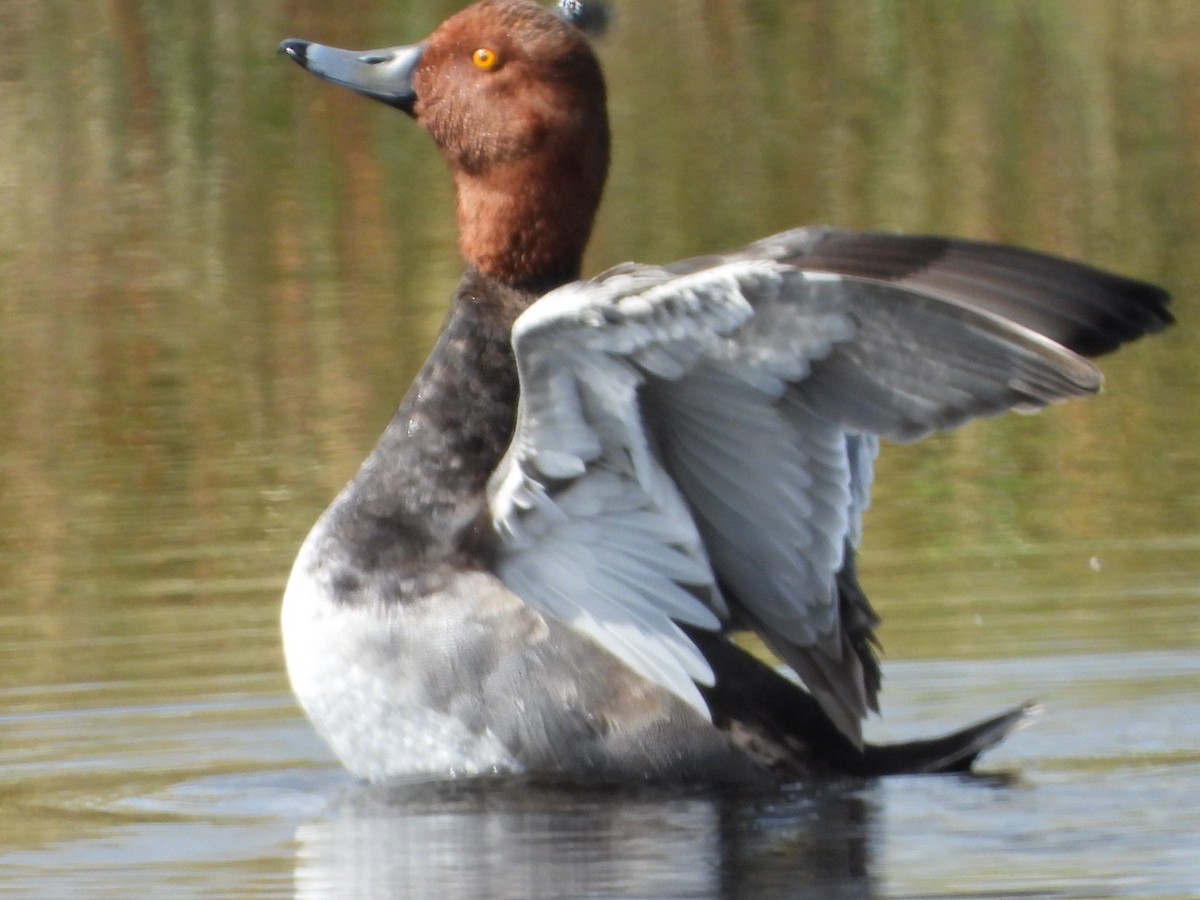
[799,230,1173,359]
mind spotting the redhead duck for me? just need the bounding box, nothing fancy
[278,0,1172,784]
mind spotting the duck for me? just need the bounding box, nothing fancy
[277,0,1172,785]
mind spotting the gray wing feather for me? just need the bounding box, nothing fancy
[490,237,1136,742]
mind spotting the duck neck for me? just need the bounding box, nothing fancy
[452,128,609,290]
[349,269,528,529]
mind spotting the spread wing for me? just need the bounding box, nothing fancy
[487,232,1168,742]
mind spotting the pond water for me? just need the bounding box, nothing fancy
[2,1,1199,897]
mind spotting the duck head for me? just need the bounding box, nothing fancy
[281,0,610,292]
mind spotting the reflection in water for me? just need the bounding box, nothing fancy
[293,779,876,900]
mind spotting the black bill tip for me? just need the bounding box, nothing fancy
[278,39,310,67]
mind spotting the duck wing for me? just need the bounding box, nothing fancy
[719,227,1173,359]
[488,233,1168,743]
[489,263,761,719]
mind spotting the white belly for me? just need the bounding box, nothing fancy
[281,543,523,782]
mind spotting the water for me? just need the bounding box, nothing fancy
[3,653,1197,897]
[2,1,1199,897]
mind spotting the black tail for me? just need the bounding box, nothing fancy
[689,629,1035,778]
[856,701,1037,775]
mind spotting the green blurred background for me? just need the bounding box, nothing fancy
[1,0,1197,700]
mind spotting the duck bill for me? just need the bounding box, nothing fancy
[278,39,424,115]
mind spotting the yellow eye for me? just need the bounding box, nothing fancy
[472,47,499,71]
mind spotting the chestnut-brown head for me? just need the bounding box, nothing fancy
[282,0,610,292]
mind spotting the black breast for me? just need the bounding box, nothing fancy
[315,269,533,606]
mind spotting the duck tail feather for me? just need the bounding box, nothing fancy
[689,627,1038,778]
[856,701,1041,776]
